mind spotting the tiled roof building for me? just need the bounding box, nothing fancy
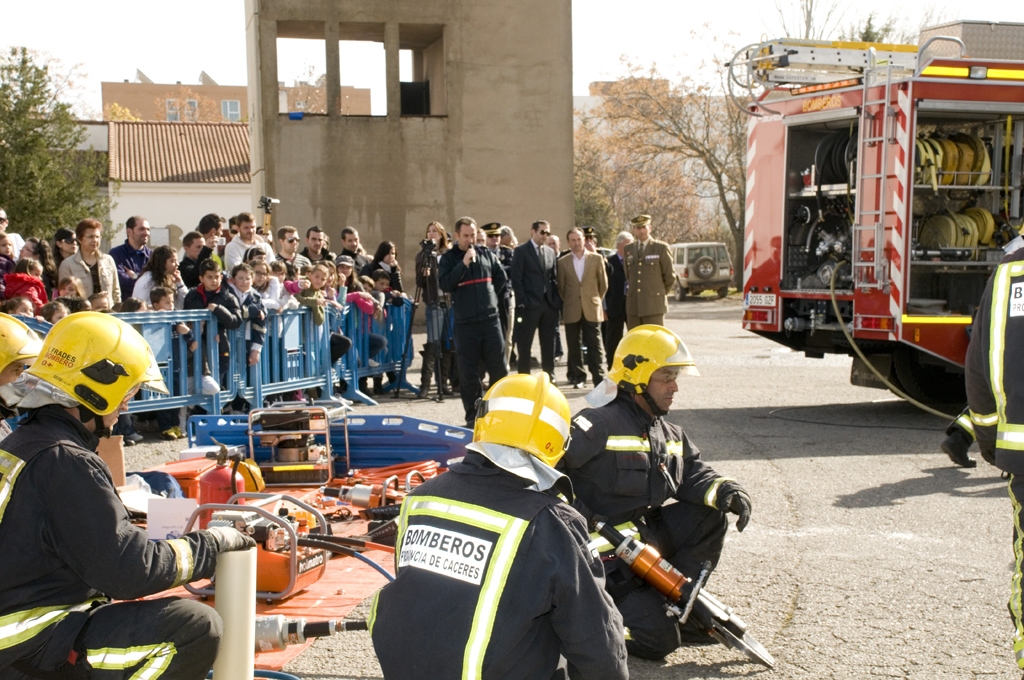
[107,121,250,184]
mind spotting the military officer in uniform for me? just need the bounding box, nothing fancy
[560,325,752,660]
[623,214,675,329]
[370,372,628,679]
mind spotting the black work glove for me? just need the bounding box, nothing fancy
[718,481,752,532]
[980,446,996,466]
[204,526,257,553]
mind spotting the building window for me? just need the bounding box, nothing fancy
[166,99,180,122]
[399,24,445,116]
[338,23,386,116]
[276,22,328,115]
[184,99,198,122]
[222,99,241,121]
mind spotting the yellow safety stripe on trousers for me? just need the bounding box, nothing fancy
[971,410,999,427]
[0,599,106,652]
[87,642,176,680]
[989,263,1014,423]
[955,413,975,434]
[605,436,650,452]
[998,425,1024,451]
[704,477,735,508]
[588,522,639,554]
[0,450,26,525]
[401,496,528,680]
[1010,477,1024,667]
[166,539,195,588]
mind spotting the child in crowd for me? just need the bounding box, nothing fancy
[88,291,111,312]
[5,258,48,312]
[3,296,36,319]
[150,286,195,439]
[0,234,16,276]
[226,263,266,413]
[39,300,68,324]
[57,276,85,298]
[252,260,282,311]
[184,259,242,392]
[117,297,146,313]
[52,295,89,314]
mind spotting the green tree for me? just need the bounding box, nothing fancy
[0,47,111,236]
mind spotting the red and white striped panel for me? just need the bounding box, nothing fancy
[743,115,757,289]
[888,84,911,341]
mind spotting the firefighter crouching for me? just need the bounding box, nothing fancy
[0,313,43,440]
[559,325,752,659]
[965,245,1024,675]
[369,372,628,679]
[0,313,255,680]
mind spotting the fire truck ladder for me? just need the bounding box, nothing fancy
[851,51,900,292]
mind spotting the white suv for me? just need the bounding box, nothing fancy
[670,242,733,300]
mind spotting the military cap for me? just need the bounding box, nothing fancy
[630,214,652,227]
[581,226,597,239]
[480,222,502,237]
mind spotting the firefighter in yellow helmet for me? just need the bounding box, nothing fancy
[370,372,628,679]
[0,312,255,679]
[559,324,753,659]
[0,313,43,439]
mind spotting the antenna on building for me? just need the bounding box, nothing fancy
[136,69,153,84]
[199,71,219,87]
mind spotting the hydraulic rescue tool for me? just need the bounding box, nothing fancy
[254,615,368,653]
[594,521,775,668]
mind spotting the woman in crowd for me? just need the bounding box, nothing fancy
[415,221,455,397]
[134,245,188,309]
[51,227,78,271]
[361,241,404,293]
[19,237,58,297]
[57,219,121,304]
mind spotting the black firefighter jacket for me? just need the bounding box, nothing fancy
[560,392,737,525]
[368,451,628,680]
[0,406,223,671]
[966,248,1024,473]
[438,245,507,325]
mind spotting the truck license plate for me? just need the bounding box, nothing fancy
[746,293,776,307]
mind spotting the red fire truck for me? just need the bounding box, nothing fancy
[734,35,1024,404]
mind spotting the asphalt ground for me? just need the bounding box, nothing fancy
[125,295,1019,679]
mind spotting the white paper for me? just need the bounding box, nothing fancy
[147,497,199,540]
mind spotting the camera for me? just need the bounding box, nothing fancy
[258,196,280,212]
[420,239,436,253]
[216,237,227,246]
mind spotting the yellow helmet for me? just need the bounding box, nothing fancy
[28,312,168,416]
[473,372,572,467]
[0,313,43,373]
[609,324,699,393]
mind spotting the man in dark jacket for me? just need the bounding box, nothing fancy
[560,325,752,660]
[603,231,633,367]
[438,217,508,427]
[510,220,562,379]
[109,215,152,298]
[0,313,254,679]
[370,372,627,679]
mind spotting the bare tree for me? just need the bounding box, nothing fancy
[596,62,749,281]
[772,0,847,39]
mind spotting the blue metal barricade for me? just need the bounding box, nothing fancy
[329,297,416,406]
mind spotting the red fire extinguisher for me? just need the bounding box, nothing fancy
[197,447,245,529]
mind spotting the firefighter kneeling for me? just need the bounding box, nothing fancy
[0,313,255,680]
[370,372,628,679]
[560,325,753,659]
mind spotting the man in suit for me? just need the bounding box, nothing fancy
[624,214,675,329]
[604,231,634,367]
[483,222,515,364]
[557,227,609,389]
[510,220,561,378]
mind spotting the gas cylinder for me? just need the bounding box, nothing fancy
[197,451,245,529]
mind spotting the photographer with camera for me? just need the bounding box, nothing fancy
[416,222,455,398]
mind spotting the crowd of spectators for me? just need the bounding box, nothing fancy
[0,205,676,433]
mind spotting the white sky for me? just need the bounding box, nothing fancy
[2,0,1023,117]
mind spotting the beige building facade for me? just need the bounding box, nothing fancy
[245,0,574,270]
